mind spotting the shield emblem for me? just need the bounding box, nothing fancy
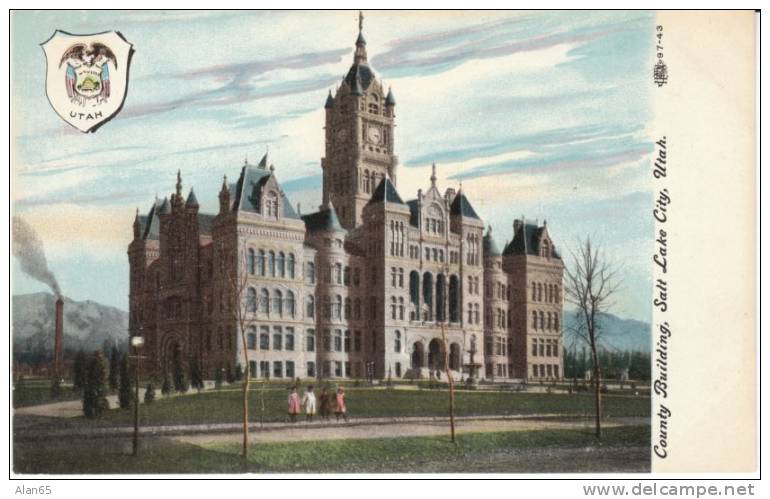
[41,30,133,133]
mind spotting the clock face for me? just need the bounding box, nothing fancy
[367,126,382,144]
[336,128,348,142]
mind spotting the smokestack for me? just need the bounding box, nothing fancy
[54,297,63,379]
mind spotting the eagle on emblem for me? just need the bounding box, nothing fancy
[59,42,117,105]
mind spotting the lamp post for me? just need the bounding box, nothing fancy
[130,334,145,456]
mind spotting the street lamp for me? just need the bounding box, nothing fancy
[130,334,145,456]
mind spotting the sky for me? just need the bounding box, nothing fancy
[11,10,656,322]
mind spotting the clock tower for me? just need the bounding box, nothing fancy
[321,11,398,230]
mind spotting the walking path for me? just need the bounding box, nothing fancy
[175,416,649,446]
[14,413,648,442]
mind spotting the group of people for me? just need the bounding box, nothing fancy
[287,385,348,423]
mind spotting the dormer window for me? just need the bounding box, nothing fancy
[265,191,279,218]
[541,240,551,259]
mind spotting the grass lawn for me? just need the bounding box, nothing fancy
[94,385,650,426]
[14,425,650,474]
[12,379,80,408]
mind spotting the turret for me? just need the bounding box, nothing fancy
[218,175,230,214]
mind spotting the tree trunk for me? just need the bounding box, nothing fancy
[590,343,602,438]
[241,335,250,460]
[441,323,456,443]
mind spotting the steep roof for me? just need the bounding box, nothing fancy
[483,228,502,257]
[406,199,419,227]
[302,204,345,233]
[231,162,300,219]
[503,222,561,259]
[185,188,199,207]
[344,63,375,93]
[368,176,405,205]
[450,192,480,219]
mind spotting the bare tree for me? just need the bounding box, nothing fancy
[564,237,620,438]
[223,243,253,460]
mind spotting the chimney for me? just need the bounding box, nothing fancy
[54,297,64,379]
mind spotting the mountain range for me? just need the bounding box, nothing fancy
[12,292,651,364]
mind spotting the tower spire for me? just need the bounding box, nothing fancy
[430,162,437,188]
[354,11,367,63]
[176,169,182,197]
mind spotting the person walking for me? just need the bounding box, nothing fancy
[335,386,348,422]
[301,385,316,422]
[319,387,332,421]
[287,386,300,423]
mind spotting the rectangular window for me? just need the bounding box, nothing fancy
[273,326,283,351]
[285,327,295,351]
[344,362,350,377]
[307,361,316,378]
[531,364,537,378]
[306,329,315,352]
[323,329,331,352]
[554,365,559,379]
[354,331,361,352]
[286,361,295,379]
[260,326,270,350]
[247,332,257,350]
[249,361,257,379]
[273,361,283,378]
[531,340,537,356]
[260,361,270,378]
[323,361,331,377]
[546,364,553,377]
[334,329,342,352]
[335,361,342,377]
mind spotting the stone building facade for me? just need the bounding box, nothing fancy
[128,19,564,382]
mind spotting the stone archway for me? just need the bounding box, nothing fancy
[411,341,424,370]
[161,335,184,376]
[449,343,461,371]
[428,339,443,371]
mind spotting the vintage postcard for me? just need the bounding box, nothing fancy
[9,9,758,482]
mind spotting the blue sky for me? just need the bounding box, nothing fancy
[11,10,656,322]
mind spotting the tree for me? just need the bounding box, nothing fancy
[144,383,156,404]
[118,354,132,409]
[222,242,257,461]
[564,237,621,438]
[215,366,224,390]
[83,350,109,418]
[190,360,203,392]
[72,349,87,392]
[50,378,62,399]
[108,346,120,392]
[173,355,189,393]
[161,372,173,397]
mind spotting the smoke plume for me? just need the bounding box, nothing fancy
[12,215,61,298]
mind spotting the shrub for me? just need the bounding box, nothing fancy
[144,383,156,404]
[83,350,110,418]
[161,372,173,396]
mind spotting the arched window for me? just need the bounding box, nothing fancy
[287,254,296,279]
[532,310,538,329]
[398,297,405,320]
[257,250,266,276]
[274,290,283,316]
[247,249,256,275]
[394,330,402,353]
[409,271,420,308]
[260,288,269,314]
[306,262,315,283]
[286,291,296,317]
[531,282,536,301]
[449,275,459,322]
[554,315,560,331]
[391,296,397,320]
[468,303,473,323]
[539,311,545,329]
[277,252,285,278]
[268,251,275,277]
[247,287,257,313]
[354,298,362,319]
[344,297,351,319]
[537,283,543,302]
[306,329,315,352]
[306,295,315,318]
[334,295,342,319]
[474,304,480,324]
[547,312,552,330]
